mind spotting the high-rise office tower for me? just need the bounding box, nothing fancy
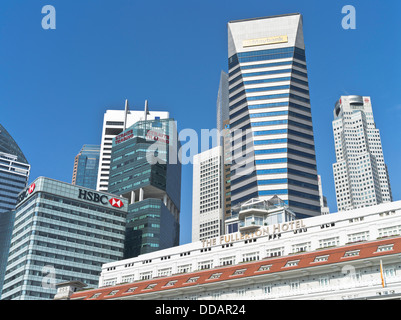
[72,144,100,190]
[1,177,127,300]
[217,71,229,134]
[192,146,224,242]
[0,124,30,298]
[216,71,232,220]
[227,14,321,218]
[96,100,169,192]
[108,117,181,258]
[332,95,392,211]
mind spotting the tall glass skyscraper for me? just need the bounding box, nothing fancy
[227,13,321,218]
[96,101,169,192]
[108,118,181,258]
[72,144,100,190]
[0,124,30,298]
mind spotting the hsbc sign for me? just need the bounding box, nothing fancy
[78,189,124,209]
[17,183,36,204]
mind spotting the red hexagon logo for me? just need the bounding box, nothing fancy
[109,198,124,208]
[28,183,36,194]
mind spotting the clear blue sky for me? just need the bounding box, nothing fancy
[1,0,400,245]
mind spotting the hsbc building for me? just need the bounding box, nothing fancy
[2,176,128,300]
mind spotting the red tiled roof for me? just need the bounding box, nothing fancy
[71,236,401,300]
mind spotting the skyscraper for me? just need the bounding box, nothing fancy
[217,70,229,134]
[72,144,100,190]
[96,100,169,192]
[108,117,181,258]
[1,177,127,300]
[0,124,30,298]
[192,146,224,242]
[227,13,321,218]
[332,95,392,211]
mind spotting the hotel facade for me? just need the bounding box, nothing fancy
[62,201,401,300]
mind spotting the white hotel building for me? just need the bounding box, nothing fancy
[61,200,401,300]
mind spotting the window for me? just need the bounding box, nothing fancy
[144,283,157,290]
[186,277,199,284]
[290,281,300,291]
[377,244,394,252]
[237,289,247,297]
[220,256,236,266]
[121,274,135,283]
[198,260,213,270]
[164,280,177,287]
[107,290,119,296]
[347,231,369,243]
[344,250,360,257]
[292,242,311,253]
[157,268,172,277]
[124,287,137,293]
[232,269,247,276]
[209,273,222,280]
[314,255,329,263]
[319,237,339,249]
[263,284,272,295]
[139,271,153,280]
[258,265,272,272]
[177,264,192,274]
[285,260,300,267]
[89,293,101,299]
[242,252,259,262]
[266,247,284,258]
[319,276,330,287]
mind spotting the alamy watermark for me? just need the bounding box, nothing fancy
[41,5,56,30]
[342,5,356,30]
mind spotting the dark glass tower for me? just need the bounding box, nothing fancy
[0,124,30,298]
[72,144,100,190]
[108,118,181,258]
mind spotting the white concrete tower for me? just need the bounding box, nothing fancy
[332,95,392,211]
[192,146,224,242]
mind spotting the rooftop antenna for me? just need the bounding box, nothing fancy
[123,99,129,130]
[144,99,150,122]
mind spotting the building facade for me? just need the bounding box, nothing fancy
[227,14,321,218]
[0,124,30,298]
[1,177,127,300]
[96,100,169,192]
[108,118,181,258]
[72,144,100,190]
[66,201,401,300]
[192,146,224,242]
[332,95,392,211]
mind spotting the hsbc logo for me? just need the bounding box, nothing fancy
[28,183,35,194]
[78,189,124,209]
[17,182,36,204]
[109,198,124,208]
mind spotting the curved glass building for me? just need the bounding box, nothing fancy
[0,123,30,298]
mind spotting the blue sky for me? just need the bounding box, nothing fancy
[1,0,400,245]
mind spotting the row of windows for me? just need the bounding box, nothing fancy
[255,157,317,170]
[255,148,315,160]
